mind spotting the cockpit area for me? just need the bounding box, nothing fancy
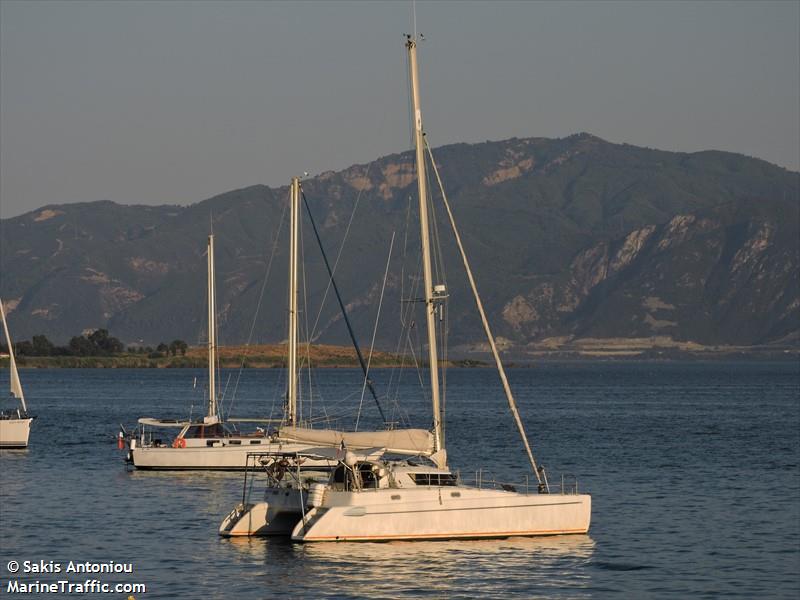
[329,459,458,492]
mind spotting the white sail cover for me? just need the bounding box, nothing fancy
[278,426,435,456]
[137,418,191,428]
[0,298,26,411]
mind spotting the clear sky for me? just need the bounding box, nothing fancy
[1,0,798,218]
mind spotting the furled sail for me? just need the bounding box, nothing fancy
[278,426,435,456]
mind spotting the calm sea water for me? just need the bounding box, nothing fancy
[1,362,798,599]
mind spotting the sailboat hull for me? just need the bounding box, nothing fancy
[292,487,591,542]
[0,417,34,448]
[219,494,304,537]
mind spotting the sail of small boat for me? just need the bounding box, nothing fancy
[0,298,34,448]
[1,299,26,412]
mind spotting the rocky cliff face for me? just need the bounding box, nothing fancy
[1,134,797,351]
[497,213,798,347]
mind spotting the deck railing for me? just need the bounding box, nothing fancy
[459,469,581,495]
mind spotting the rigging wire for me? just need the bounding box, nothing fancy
[413,0,417,40]
[386,194,425,428]
[425,136,544,485]
[301,190,388,424]
[307,162,373,344]
[355,231,396,431]
[224,195,289,422]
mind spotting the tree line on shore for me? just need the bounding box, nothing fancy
[0,329,188,359]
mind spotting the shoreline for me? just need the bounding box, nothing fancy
[4,350,797,369]
[3,339,796,369]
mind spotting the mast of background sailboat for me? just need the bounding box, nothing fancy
[207,234,218,420]
[407,35,445,464]
[287,177,300,426]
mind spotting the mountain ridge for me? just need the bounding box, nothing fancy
[1,133,797,356]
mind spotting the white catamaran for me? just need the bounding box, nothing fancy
[285,36,591,542]
[0,298,34,449]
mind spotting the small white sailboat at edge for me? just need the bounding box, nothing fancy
[0,298,35,449]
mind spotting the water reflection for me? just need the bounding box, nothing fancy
[126,469,245,524]
[0,448,30,458]
[224,535,595,599]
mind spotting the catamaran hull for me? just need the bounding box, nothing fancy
[219,497,303,537]
[291,488,591,542]
[0,417,33,448]
[129,443,334,471]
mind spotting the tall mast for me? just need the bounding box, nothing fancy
[407,36,445,465]
[0,298,26,412]
[287,177,300,426]
[207,234,218,421]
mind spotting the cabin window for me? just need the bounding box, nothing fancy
[410,473,458,486]
[391,495,401,500]
[183,425,203,439]
[450,492,461,498]
[183,423,229,439]
[229,440,241,445]
[249,440,262,445]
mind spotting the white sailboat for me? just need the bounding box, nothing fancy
[127,233,299,470]
[288,35,591,542]
[0,298,34,449]
[131,185,432,471]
